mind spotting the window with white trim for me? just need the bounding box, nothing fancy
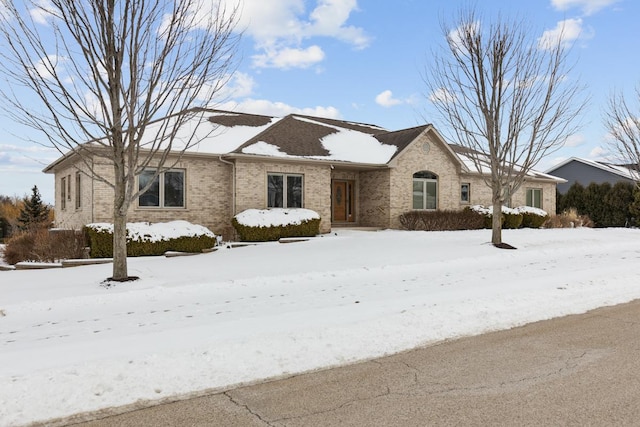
[138,169,185,208]
[412,171,438,210]
[268,173,303,208]
[526,188,542,208]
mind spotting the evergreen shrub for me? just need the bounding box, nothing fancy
[84,223,217,257]
[231,217,321,241]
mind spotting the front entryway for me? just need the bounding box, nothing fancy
[332,180,355,222]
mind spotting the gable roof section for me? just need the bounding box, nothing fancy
[234,114,399,164]
[43,108,563,182]
[546,157,640,182]
[451,144,565,182]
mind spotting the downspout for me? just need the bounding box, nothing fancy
[218,155,236,221]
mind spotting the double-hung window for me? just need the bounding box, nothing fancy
[526,188,542,209]
[138,169,185,208]
[412,171,438,210]
[268,173,303,208]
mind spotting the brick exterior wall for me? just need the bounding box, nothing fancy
[49,137,558,237]
[461,174,557,213]
[53,160,95,229]
[52,154,235,239]
[387,129,462,229]
[358,169,391,227]
[235,159,332,233]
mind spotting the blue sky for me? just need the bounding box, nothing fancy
[0,0,637,203]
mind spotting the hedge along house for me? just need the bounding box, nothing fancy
[43,109,563,239]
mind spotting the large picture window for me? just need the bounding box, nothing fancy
[268,173,303,208]
[526,188,542,209]
[412,171,438,210]
[138,169,185,208]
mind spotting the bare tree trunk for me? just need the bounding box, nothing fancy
[112,207,128,281]
[491,197,502,245]
[112,162,129,280]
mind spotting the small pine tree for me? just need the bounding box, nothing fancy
[17,186,51,231]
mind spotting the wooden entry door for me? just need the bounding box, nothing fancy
[332,180,355,222]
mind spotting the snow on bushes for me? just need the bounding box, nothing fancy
[84,220,217,257]
[232,208,321,241]
[470,205,549,229]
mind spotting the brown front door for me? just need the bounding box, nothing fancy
[332,180,355,222]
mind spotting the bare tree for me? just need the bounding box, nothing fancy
[0,0,240,280]
[604,87,640,178]
[424,8,585,245]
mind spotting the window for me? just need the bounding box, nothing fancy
[75,172,82,209]
[268,173,303,208]
[461,183,470,203]
[526,188,542,208]
[61,176,66,210]
[412,171,438,210]
[67,174,71,201]
[138,169,185,208]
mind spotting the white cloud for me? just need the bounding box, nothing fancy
[28,0,57,25]
[218,98,341,119]
[226,0,370,69]
[563,133,586,147]
[252,45,325,69]
[550,0,620,16]
[538,18,592,50]
[447,21,480,53]
[33,54,66,81]
[428,87,456,104]
[589,146,609,158]
[375,90,402,108]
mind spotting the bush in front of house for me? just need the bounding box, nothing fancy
[84,220,217,257]
[3,228,87,265]
[543,208,594,228]
[514,206,550,228]
[471,205,553,229]
[398,209,485,231]
[232,208,321,242]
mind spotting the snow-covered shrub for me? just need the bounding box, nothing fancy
[398,209,484,231]
[514,206,549,228]
[471,205,551,229]
[232,208,321,241]
[84,221,217,257]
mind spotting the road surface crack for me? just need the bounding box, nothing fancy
[223,391,276,426]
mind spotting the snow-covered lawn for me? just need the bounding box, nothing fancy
[1,228,640,425]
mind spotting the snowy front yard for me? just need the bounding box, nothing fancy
[1,228,640,425]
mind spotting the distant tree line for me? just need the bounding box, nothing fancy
[557,182,640,227]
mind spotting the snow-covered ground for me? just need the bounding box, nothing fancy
[1,227,640,425]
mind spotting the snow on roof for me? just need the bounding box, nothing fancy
[138,110,280,155]
[293,116,397,163]
[547,157,640,181]
[454,149,564,182]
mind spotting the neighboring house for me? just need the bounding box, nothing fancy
[44,109,563,239]
[546,157,640,194]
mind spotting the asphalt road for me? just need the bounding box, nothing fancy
[54,299,640,426]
